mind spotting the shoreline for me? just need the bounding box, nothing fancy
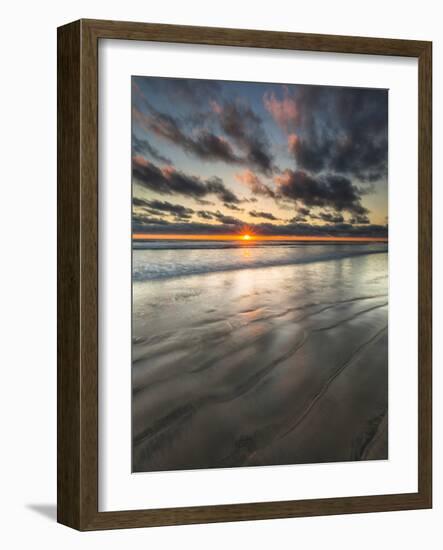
[133,242,388,282]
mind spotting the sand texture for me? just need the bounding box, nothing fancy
[132,248,388,472]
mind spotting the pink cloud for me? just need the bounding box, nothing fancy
[132,107,148,127]
[161,165,176,178]
[235,169,275,198]
[287,133,298,155]
[132,155,149,167]
[263,87,298,132]
[210,100,223,114]
[274,169,293,188]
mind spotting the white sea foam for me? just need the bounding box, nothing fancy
[132,241,388,281]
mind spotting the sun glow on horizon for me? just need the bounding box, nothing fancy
[133,233,387,243]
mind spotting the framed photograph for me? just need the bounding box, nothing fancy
[57,19,432,530]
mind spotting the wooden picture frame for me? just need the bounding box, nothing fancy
[57,18,432,530]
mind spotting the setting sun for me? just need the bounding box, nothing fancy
[242,234,251,241]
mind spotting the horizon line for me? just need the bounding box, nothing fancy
[133,233,388,243]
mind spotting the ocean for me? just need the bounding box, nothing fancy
[133,240,388,281]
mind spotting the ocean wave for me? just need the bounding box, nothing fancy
[133,244,388,282]
[133,240,366,251]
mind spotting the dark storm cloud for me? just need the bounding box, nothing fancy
[134,100,276,174]
[135,198,195,219]
[197,210,214,220]
[212,212,243,225]
[134,78,278,174]
[133,107,242,165]
[190,131,241,164]
[195,198,215,206]
[133,158,204,196]
[275,170,369,217]
[215,101,275,175]
[132,214,171,227]
[297,206,311,216]
[249,210,279,221]
[312,211,345,224]
[132,157,241,204]
[133,197,149,208]
[132,217,388,239]
[195,210,243,226]
[206,176,241,204]
[224,203,244,211]
[290,214,308,223]
[266,86,388,182]
[132,135,172,165]
[349,214,371,224]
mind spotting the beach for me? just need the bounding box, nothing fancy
[132,241,388,472]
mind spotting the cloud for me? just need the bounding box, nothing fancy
[235,170,276,198]
[224,203,244,211]
[134,198,194,220]
[132,78,387,233]
[133,98,275,174]
[133,156,205,196]
[134,77,221,107]
[289,205,311,223]
[190,131,240,164]
[133,107,241,165]
[263,87,298,132]
[132,135,172,165]
[132,217,388,239]
[212,212,243,225]
[197,210,214,220]
[249,210,279,221]
[297,206,310,216]
[206,176,241,204]
[290,214,308,223]
[349,214,371,224]
[195,198,214,206]
[287,133,298,156]
[132,214,171,227]
[287,86,388,182]
[195,210,243,226]
[217,101,275,174]
[209,100,223,114]
[311,211,345,224]
[275,170,369,216]
[133,197,149,207]
[133,157,241,204]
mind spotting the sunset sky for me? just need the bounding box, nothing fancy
[132,76,388,239]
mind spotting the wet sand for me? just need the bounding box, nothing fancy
[132,251,388,472]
